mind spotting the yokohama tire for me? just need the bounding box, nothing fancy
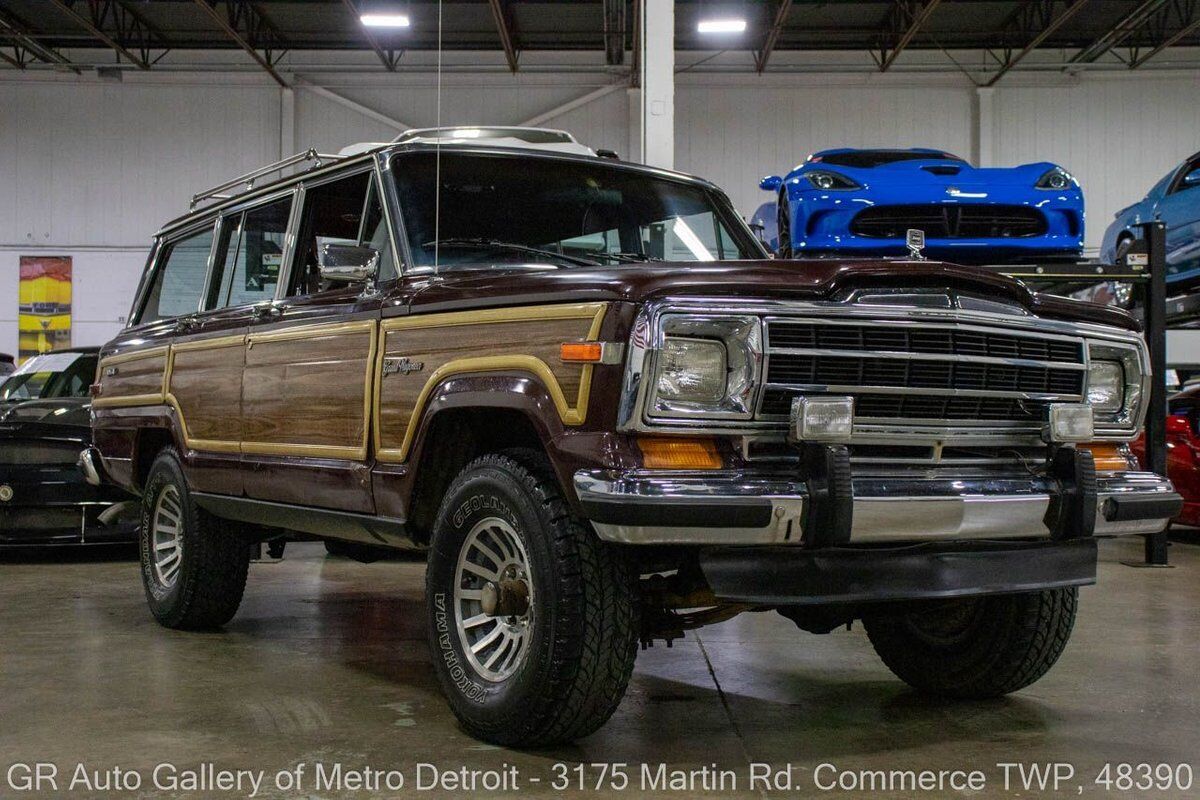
[425,451,639,746]
[863,588,1078,699]
[139,447,250,630]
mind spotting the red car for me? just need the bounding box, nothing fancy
[1132,388,1200,527]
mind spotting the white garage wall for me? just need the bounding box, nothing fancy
[675,75,976,223]
[0,66,1195,356]
[991,77,1200,252]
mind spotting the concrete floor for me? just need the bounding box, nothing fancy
[1,536,1198,800]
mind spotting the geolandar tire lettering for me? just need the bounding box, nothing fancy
[139,446,250,630]
[424,450,638,747]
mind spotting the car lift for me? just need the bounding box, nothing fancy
[971,221,1172,566]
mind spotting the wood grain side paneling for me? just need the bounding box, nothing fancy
[242,323,375,456]
[169,338,244,447]
[376,306,604,462]
[93,348,167,407]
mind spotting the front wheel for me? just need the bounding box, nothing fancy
[862,588,1077,699]
[140,447,250,630]
[425,451,638,746]
[776,193,793,258]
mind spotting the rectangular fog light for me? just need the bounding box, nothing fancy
[790,396,854,443]
[1046,403,1094,443]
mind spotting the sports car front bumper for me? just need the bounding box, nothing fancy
[790,188,1084,260]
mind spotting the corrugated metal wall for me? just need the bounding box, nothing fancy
[1,70,1196,354]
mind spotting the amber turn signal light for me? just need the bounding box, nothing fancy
[637,436,723,469]
[560,342,603,363]
[1078,442,1129,471]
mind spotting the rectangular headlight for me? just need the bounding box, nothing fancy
[1087,359,1124,413]
[1086,339,1146,437]
[657,337,726,403]
[647,314,762,420]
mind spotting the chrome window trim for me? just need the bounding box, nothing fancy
[619,297,1149,443]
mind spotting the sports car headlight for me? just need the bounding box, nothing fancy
[807,171,860,191]
[649,315,761,419]
[1086,339,1145,436]
[1036,167,1075,190]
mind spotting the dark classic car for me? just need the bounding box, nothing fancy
[1,348,137,545]
[87,128,1179,746]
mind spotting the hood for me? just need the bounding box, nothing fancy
[406,259,1138,332]
[795,159,1063,189]
[0,397,92,440]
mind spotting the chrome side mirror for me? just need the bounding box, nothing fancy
[319,244,379,283]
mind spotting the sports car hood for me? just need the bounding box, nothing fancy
[807,159,1060,189]
[0,397,92,442]
[407,259,1139,332]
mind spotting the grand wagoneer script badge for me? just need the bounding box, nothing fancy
[382,357,424,377]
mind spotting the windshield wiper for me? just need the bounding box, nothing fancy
[422,238,602,267]
[585,251,662,264]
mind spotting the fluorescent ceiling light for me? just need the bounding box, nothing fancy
[697,18,746,34]
[361,13,410,28]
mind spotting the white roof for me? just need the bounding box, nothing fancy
[337,126,597,158]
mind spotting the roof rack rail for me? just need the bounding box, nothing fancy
[189,148,344,210]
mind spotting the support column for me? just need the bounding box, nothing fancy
[280,85,295,159]
[627,87,642,164]
[974,86,994,167]
[640,0,673,169]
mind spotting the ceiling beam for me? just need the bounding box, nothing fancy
[603,0,624,65]
[0,6,81,74]
[487,0,519,73]
[1129,0,1200,67]
[45,0,159,69]
[0,47,24,69]
[192,0,288,87]
[755,0,793,73]
[1070,0,1169,63]
[877,0,944,72]
[339,0,399,71]
[984,0,1091,86]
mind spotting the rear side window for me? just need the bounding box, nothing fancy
[140,225,215,323]
[209,195,292,309]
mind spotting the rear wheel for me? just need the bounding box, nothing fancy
[862,588,1077,699]
[425,451,638,746]
[139,447,250,630]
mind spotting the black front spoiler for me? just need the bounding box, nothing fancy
[700,538,1098,606]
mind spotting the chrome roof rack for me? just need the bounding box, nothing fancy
[189,148,345,210]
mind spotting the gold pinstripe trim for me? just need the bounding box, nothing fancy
[374,303,607,463]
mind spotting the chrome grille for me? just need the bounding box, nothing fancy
[760,318,1087,430]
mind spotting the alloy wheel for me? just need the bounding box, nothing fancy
[453,517,534,682]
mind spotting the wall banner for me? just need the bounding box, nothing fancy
[18,256,72,364]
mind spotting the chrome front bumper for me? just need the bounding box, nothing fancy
[574,469,1180,546]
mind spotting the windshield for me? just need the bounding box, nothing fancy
[0,351,96,403]
[390,152,758,269]
[815,150,966,169]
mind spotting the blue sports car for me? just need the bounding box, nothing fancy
[760,148,1084,263]
[1101,151,1200,286]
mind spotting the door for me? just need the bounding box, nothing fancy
[1156,156,1200,281]
[240,169,385,512]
